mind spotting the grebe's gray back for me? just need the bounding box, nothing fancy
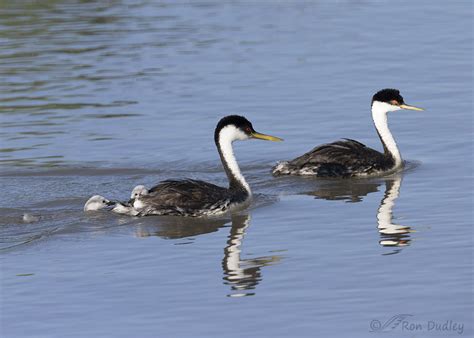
[272,89,423,177]
[134,115,282,217]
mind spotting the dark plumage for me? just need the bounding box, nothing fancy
[273,139,394,177]
[273,88,423,177]
[133,115,281,217]
[136,179,234,217]
[372,88,404,105]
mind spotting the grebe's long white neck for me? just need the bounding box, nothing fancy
[371,101,403,168]
[377,176,412,242]
[224,214,251,282]
[217,125,252,196]
[377,177,401,230]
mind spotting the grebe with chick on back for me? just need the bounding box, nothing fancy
[132,115,282,217]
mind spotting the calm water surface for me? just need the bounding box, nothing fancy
[0,1,472,337]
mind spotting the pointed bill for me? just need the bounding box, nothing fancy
[399,104,424,111]
[251,132,283,142]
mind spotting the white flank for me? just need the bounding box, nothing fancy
[371,101,403,168]
[218,125,252,195]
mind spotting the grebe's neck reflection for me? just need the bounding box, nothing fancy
[377,175,412,254]
[303,174,413,254]
[133,213,282,296]
[222,213,281,297]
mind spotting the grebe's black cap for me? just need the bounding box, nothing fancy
[372,88,405,105]
[214,115,283,144]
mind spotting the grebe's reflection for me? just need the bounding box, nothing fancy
[134,213,282,296]
[305,179,381,203]
[222,213,281,297]
[304,174,413,253]
[376,175,412,254]
[134,216,227,240]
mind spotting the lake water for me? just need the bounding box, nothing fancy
[0,1,472,337]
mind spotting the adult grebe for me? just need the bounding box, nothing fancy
[133,115,282,217]
[272,89,423,177]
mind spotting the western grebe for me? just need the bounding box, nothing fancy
[107,185,149,216]
[133,115,282,217]
[84,194,140,216]
[272,89,423,177]
[83,185,149,215]
[110,185,149,216]
[130,185,149,199]
[113,185,149,215]
[84,195,115,211]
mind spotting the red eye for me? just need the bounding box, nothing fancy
[245,127,251,132]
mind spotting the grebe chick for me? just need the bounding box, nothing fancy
[84,195,115,212]
[130,185,149,199]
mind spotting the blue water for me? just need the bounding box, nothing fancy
[0,1,472,337]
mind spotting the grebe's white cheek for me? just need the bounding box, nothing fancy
[219,125,249,143]
[236,129,251,141]
[233,128,249,141]
[372,101,401,114]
